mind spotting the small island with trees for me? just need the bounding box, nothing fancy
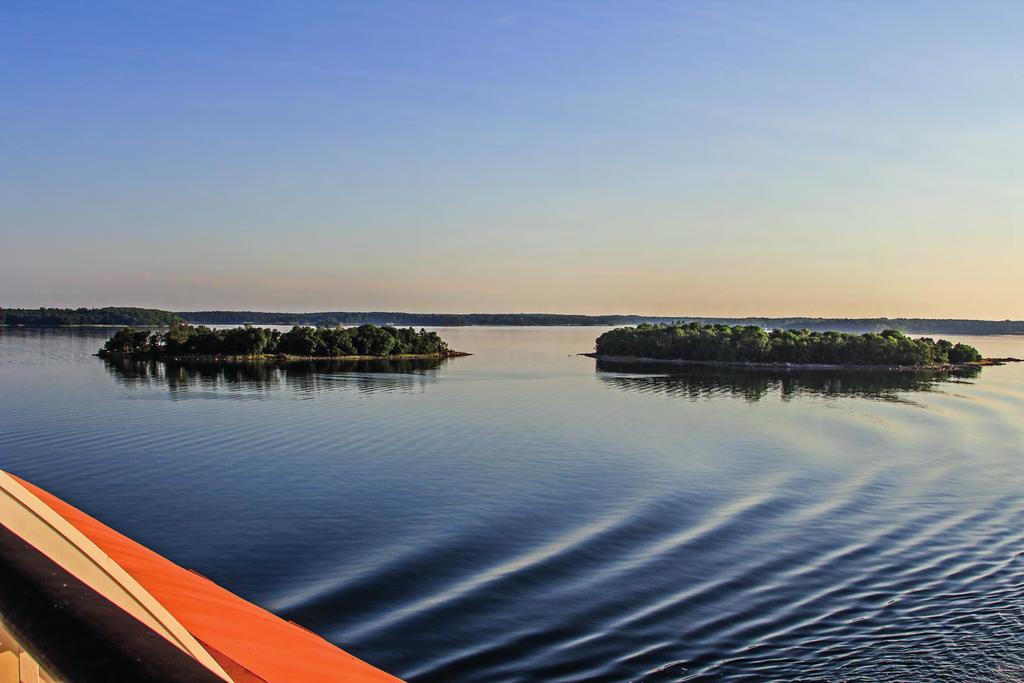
[97,323,467,361]
[588,323,1018,370]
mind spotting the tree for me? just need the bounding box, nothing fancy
[101,328,155,354]
[352,325,396,356]
[278,326,324,356]
[948,343,982,363]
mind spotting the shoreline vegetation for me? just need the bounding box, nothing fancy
[96,324,468,361]
[585,354,1018,371]
[1,307,181,327]
[591,323,1019,371]
[3,307,1024,335]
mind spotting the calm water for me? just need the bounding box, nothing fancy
[2,327,1023,682]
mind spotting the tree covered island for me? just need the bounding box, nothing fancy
[98,323,465,360]
[592,323,989,368]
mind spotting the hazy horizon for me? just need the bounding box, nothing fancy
[3,2,1021,318]
[4,301,1023,322]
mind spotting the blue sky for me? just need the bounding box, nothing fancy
[2,1,1021,316]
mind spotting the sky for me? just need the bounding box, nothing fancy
[1,1,1021,317]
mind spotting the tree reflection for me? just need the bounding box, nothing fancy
[594,359,981,402]
[101,357,445,395]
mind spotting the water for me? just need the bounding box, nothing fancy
[1,326,1023,682]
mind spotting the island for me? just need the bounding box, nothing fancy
[97,323,468,361]
[587,323,1007,369]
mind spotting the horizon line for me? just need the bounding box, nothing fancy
[3,305,1021,323]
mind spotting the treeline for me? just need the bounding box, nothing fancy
[3,307,1021,334]
[659,317,1024,336]
[594,323,983,366]
[179,311,1024,334]
[1,307,182,326]
[99,323,452,358]
[179,311,638,326]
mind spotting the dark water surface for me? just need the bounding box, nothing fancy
[2,327,1023,682]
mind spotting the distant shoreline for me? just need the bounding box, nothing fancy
[583,353,1021,372]
[3,308,1024,335]
[4,321,1024,336]
[3,324,168,328]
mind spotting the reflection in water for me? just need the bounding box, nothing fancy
[101,357,446,395]
[595,359,981,402]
